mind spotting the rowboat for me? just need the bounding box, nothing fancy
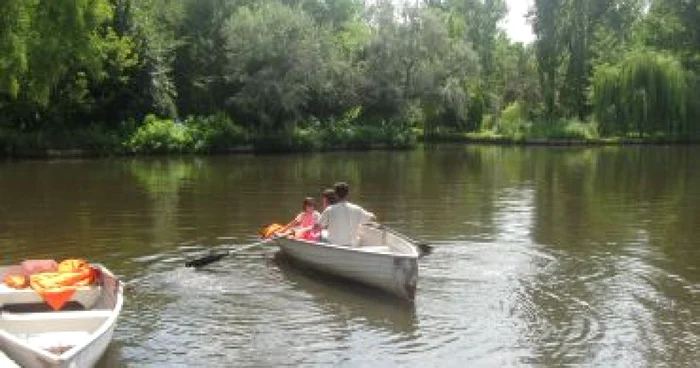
[274,223,419,300]
[0,264,123,368]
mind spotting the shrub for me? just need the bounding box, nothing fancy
[528,119,599,140]
[185,113,248,152]
[126,115,190,153]
[496,101,529,136]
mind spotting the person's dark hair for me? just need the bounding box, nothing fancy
[302,197,315,210]
[322,189,338,205]
[334,182,349,200]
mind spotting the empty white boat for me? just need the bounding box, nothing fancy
[275,223,419,300]
[0,264,123,368]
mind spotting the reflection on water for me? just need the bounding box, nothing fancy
[0,146,699,367]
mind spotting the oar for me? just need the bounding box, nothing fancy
[184,223,287,268]
[185,238,274,268]
[365,223,434,257]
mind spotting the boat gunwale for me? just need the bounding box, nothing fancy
[275,232,420,259]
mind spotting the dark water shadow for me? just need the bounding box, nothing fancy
[270,252,418,335]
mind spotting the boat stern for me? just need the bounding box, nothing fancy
[393,257,418,301]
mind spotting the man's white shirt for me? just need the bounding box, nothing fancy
[318,201,374,245]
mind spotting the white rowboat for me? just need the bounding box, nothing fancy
[275,223,419,300]
[0,264,123,368]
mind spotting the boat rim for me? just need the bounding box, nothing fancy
[276,236,420,259]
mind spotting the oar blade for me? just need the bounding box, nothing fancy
[185,251,228,268]
[417,243,433,257]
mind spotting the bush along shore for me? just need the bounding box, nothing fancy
[0,114,419,157]
[3,113,698,159]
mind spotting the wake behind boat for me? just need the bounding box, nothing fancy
[274,223,419,300]
[0,263,123,368]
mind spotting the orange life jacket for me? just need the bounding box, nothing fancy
[30,259,96,311]
[3,273,28,289]
[261,223,286,239]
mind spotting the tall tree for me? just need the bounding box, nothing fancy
[642,0,700,70]
[532,0,561,122]
[222,3,329,133]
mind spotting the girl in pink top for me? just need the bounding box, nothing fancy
[283,197,320,241]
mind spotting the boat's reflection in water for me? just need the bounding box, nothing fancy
[270,251,418,336]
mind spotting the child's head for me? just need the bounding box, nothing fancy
[321,189,338,208]
[302,197,315,211]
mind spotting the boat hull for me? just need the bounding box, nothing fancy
[275,235,418,300]
[0,264,123,368]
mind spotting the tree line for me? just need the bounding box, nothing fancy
[0,0,698,153]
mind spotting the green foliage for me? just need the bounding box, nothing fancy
[592,51,694,136]
[222,3,328,132]
[127,115,190,153]
[532,0,646,121]
[532,0,561,121]
[496,101,529,136]
[0,0,116,105]
[292,123,417,151]
[1,0,699,153]
[0,123,129,153]
[642,0,700,71]
[466,89,485,132]
[185,114,248,152]
[126,113,249,153]
[529,119,599,140]
[127,0,185,118]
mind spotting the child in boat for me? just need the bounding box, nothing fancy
[282,197,321,241]
[316,189,338,242]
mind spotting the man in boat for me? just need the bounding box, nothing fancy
[317,182,375,246]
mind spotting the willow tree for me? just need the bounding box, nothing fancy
[0,0,114,105]
[0,0,142,134]
[592,51,692,137]
[0,0,32,98]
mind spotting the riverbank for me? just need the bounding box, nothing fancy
[0,114,418,158]
[5,136,700,159]
[3,119,699,159]
[421,132,700,146]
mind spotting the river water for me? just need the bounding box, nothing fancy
[1,145,698,367]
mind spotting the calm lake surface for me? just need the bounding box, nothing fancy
[1,145,699,367]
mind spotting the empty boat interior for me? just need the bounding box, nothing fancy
[352,225,417,256]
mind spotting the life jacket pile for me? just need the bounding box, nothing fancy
[3,259,98,310]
